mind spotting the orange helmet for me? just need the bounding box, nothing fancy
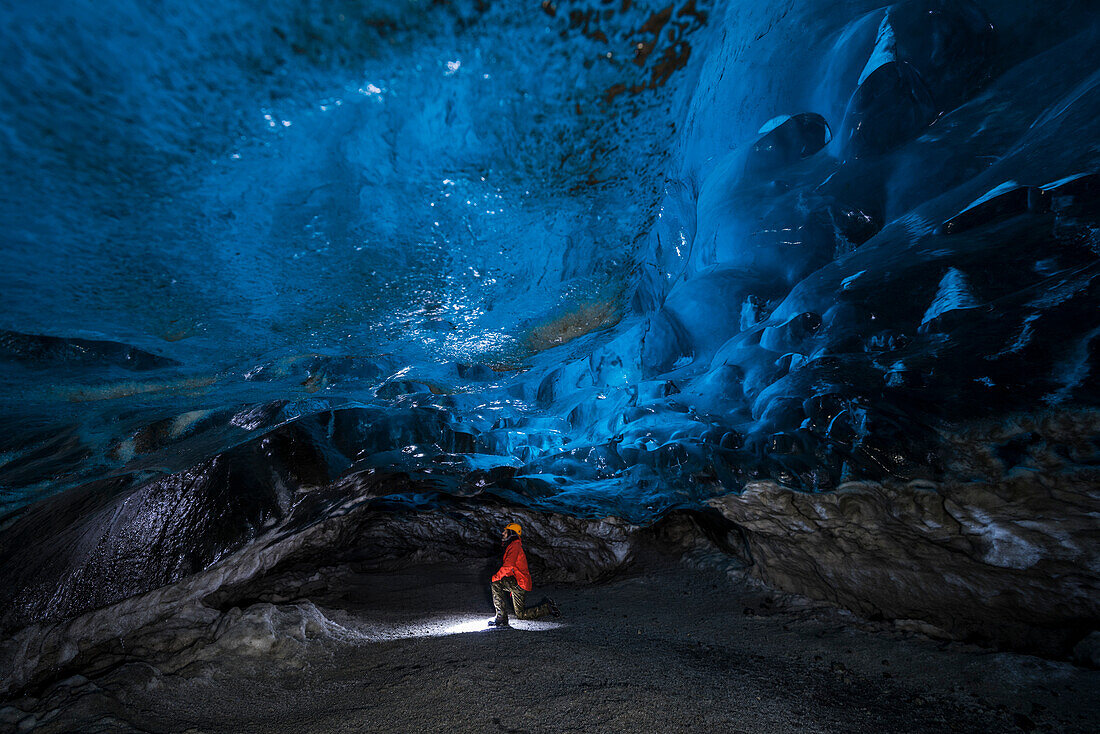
[504,523,522,536]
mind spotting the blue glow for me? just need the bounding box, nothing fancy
[1,0,1098,531]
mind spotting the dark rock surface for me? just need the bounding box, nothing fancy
[2,559,1098,733]
[711,473,1100,654]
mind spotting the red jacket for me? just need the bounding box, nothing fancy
[493,538,532,591]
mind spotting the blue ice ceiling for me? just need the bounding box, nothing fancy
[2,0,682,372]
[1,0,1099,541]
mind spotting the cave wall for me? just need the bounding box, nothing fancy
[0,0,1098,660]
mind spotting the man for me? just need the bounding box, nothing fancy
[489,522,561,627]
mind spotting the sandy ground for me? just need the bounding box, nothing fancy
[6,559,1099,733]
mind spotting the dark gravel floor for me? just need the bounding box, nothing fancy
[8,560,1099,733]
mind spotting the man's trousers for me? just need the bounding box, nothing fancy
[491,577,550,620]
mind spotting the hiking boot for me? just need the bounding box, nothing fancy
[488,615,509,628]
[548,599,562,618]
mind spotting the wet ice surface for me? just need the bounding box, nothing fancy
[1,0,1097,522]
[0,0,705,518]
[5,562,1098,734]
[1,0,669,368]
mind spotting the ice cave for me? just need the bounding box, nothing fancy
[1,0,1098,731]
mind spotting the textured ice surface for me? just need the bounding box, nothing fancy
[1,0,1099,633]
[0,0,704,508]
[1,0,690,392]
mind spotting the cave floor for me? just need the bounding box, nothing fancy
[9,560,1099,733]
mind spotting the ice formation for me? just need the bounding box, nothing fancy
[1,0,1099,688]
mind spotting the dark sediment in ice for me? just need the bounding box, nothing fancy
[1,0,1099,691]
[0,483,654,697]
[0,331,179,372]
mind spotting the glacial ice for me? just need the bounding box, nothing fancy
[0,0,1098,658]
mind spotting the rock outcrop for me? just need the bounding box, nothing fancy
[711,471,1100,654]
